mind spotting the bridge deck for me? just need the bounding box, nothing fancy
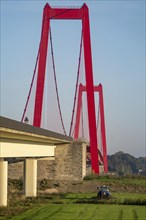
[0,116,72,158]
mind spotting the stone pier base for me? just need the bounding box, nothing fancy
[8,142,87,181]
[38,142,87,181]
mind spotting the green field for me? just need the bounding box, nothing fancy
[1,176,146,220]
[1,193,146,220]
[9,204,146,220]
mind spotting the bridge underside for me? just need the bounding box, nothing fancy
[0,116,72,206]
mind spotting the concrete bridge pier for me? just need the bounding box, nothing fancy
[24,158,37,197]
[0,158,38,206]
[0,159,8,206]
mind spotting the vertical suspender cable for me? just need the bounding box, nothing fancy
[81,103,84,138]
[50,28,67,136]
[96,98,103,163]
[96,99,100,131]
[69,30,83,137]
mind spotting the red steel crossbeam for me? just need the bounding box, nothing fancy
[74,83,108,173]
[33,3,99,173]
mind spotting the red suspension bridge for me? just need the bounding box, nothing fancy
[21,3,108,174]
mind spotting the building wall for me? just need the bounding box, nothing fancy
[8,142,87,181]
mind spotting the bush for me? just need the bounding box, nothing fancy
[123,198,146,206]
[8,178,23,191]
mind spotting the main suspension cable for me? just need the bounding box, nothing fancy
[50,28,67,136]
[21,11,46,124]
[69,30,83,137]
[21,45,40,123]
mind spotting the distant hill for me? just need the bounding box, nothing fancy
[108,151,146,176]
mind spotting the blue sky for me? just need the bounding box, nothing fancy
[1,0,145,157]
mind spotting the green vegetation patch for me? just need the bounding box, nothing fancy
[7,204,146,220]
[0,193,146,220]
[84,174,146,189]
[84,174,146,184]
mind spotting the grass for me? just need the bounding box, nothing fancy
[0,193,146,220]
[114,193,146,205]
[6,204,146,220]
[84,174,146,187]
[1,176,145,219]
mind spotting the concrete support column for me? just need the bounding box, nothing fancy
[0,159,8,206]
[24,158,37,197]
